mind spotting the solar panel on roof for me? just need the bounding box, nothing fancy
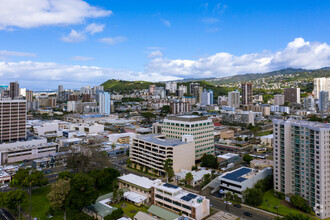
[181,196,193,202]
[163,183,179,189]
[222,167,251,182]
[187,193,197,199]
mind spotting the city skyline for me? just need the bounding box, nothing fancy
[0,0,330,89]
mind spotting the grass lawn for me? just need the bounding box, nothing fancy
[256,130,273,136]
[21,185,86,220]
[113,201,149,218]
[259,190,306,217]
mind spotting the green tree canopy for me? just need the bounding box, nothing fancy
[243,154,253,164]
[47,179,71,211]
[0,189,27,211]
[243,188,263,206]
[185,172,194,186]
[201,154,218,168]
[10,169,48,188]
[66,173,98,210]
[104,208,124,220]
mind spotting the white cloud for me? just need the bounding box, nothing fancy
[147,50,163,58]
[161,19,171,27]
[61,23,105,43]
[99,36,128,45]
[202,18,219,24]
[0,60,181,89]
[61,30,86,43]
[70,56,94,61]
[0,0,111,30]
[85,23,105,34]
[1,38,329,89]
[0,50,36,57]
[145,38,330,78]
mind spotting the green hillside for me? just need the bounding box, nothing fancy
[177,81,234,97]
[208,67,330,85]
[102,80,165,92]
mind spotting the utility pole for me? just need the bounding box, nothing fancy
[29,181,32,220]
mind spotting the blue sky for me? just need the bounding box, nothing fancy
[0,0,329,89]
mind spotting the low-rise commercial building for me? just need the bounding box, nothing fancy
[218,167,272,198]
[130,134,195,175]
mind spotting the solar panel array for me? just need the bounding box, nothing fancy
[222,167,251,182]
[187,193,197,199]
[163,183,179,189]
[180,196,193,202]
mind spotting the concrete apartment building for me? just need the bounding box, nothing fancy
[26,90,33,102]
[9,82,19,99]
[241,83,253,105]
[170,102,190,115]
[118,174,210,220]
[0,99,27,143]
[273,119,330,219]
[162,115,214,159]
[274,94,285,106]
[228,91,240,108]
[99,92,111,114]
[130,134,195,175]
[221,110,255,126]
[284,87,300,103]
[246,104,270,116]
[319,91,329,113]
[314,77,330,99]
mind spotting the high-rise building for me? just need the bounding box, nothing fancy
[273,119,330,219]
[162,115,214,159]
[201,89,213,106]
[319,91,329,113]
[58,85,63,93]
[165,82,177,94]
[303,95,315,111]
[99,92,111,114]
[9,81,19,99]
[284,87,300,104]
[190,83,202,102]
[228,90,240,108]
[58,85,64,101]
[26,90,33,102]
[149,84,156,95]
[0,99,26,142]
[82,93,91,102]
[274,94,285,106]
[0,85,8,97]
[313,77,330,99]
[241,83,253,105]
[170,102,190,115]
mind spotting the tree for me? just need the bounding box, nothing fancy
[66,145,111,173]
[201,154,218,168]
[118,189,124,201]
[243,188,263,206]
[185,172,194,186]
[201,173,211,187]
[104,208,124,220]
[88,168,120,190]
[243,154,253,164]
[161,105,171,115]
[66,173,97,210]
[254,175,273,192]
[163,159,175,182]
[58,171,74,180]
[47,179,71,211]
[290,195,312,213]
[10,169,48,188]
[281,213,311,220]
[141,112,156,123]
[0,189,27,211]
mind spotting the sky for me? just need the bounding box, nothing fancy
[0,0,329,89]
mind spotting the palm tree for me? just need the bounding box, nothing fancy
[163,159,174,182]
[185,172,194,186]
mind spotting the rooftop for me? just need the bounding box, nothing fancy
[118,174,156,190]
[166,115,209,122]
[274,118,330,130]
[136,134,190,147]
[148,205,180,220]
[221,167,252,182]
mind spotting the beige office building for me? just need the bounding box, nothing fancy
[273,119,330,219]
[130,134,195,175]
[162,115,214,159]
[314,77,330,99]
[0,99,26,142]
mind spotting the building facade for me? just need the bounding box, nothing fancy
[274,94,285,106]
[319,91,329,113]
[314,77,330,99]
[0,99,26,142]
[228,91,240,108]
[201,89,213,106]
[99,92,111,114]
[9,82,19,99]
[241,83,253,105]
[273,119,330,219]
[130,134,195,175]
[284,88,300,103]
[170,102,190,115]
[162,116,214,159]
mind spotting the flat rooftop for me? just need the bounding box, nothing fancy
[221,167,252,182]
[166,115,209,122]
[274,118,330,130]
[136,134,189,147]
[118,174,156,190]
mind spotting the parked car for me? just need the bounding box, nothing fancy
[224,201,232,205]
[233,204,241,208]
[244,212,253,217]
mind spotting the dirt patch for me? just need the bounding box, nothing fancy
[280,200,296,209]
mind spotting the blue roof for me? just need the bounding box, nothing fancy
[222,167,251,182]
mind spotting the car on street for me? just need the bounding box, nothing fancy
[224,201,232,205]
[233,203,241,208]
[244,212,253,217]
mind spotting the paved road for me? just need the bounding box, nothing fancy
[209,196,275,220]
